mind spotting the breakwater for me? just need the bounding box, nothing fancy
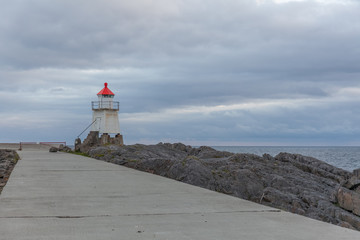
[86,143,360,231]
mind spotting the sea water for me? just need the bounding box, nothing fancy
[212,146,360,172]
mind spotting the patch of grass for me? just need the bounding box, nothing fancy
[186,155,200,161]
[70,152,90,157]
[13,153,20,163]
[181,159,187,166]
[95,154,105,158]
[181,155,200,166]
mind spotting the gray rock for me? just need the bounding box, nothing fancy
[342,176,360,192]
[59,145,72,153]
[74,138,82,152]
[353,168,360,178]
[49,147,58,152]
[337,187,360,216]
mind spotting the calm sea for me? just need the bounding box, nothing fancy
[211,146,360,172]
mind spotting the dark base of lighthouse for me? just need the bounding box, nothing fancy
[75,131,124,153]
[100,133,123,145]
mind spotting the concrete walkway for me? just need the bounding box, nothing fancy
[0,148,359,239]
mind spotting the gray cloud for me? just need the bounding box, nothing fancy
[1,0,360,145]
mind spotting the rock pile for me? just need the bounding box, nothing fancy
[0,149,19,194]
[87,143,360,231]
[49,145,72,153]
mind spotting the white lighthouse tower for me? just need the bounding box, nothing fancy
[74,82,123,151]
[91,82,121,134]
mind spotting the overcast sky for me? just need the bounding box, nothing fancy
[1,0,360,146]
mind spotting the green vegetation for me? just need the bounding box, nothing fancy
[13,153,20,163]
[181,159,187,166]
[70,151,90,158]
[186,155,200,161]
[181,155,201,167]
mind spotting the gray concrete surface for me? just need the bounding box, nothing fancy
[0,143,21,150]
[0,143,52,151]
[0,148,359,239]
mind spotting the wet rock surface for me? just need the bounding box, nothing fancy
[0,149,19,194]
[87,143,360,231]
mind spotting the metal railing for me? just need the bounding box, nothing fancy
[40,142,67,146]
[92,101,119,110]
[77,119,98,138]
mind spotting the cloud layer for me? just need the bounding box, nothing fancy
[1,0,360,145]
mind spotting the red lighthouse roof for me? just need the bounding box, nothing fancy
[97,82,115,96]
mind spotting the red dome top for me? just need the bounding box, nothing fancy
[97,82,115,96]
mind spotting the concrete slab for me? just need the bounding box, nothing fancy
[0,143,52,151]
[0,143,20,150]
[0,148,359,239]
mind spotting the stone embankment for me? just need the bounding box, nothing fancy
[84,143,360,231]
[0,149,19,194]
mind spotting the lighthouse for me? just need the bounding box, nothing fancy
[75,83,124,151]
[91,82,120,134]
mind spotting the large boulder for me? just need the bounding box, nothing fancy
[342,176,360,193]
[49,147,58,152]
[337,187,360,216]
[59,145,72,153]
[354,168,360,178]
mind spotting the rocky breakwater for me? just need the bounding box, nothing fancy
[85,143,360,231]
[0,149,19,194]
